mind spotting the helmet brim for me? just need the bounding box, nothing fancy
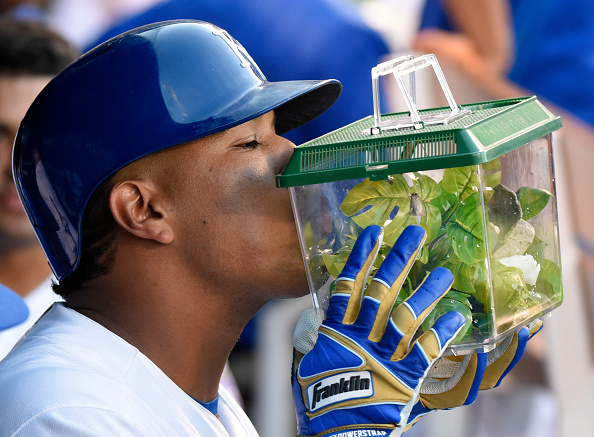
[216,79,342,138]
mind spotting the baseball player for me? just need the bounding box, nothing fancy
[0,20,539,436]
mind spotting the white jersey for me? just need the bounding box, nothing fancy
[0,276,60,359]
[0,303,260,437]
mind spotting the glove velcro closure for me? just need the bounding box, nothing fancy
[297,423,396,437]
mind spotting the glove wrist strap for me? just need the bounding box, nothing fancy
[298,424,397,437]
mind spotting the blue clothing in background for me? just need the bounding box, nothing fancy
[420,0,594,127]
[89,0,391,145]
[2,2,46,21]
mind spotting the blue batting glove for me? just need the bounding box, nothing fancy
[292,225,466,437]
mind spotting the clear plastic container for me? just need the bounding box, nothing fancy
[278,55,563,354]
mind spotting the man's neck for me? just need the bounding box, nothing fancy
[65,265,262,404]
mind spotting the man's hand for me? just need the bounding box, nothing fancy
[292,225,466,437]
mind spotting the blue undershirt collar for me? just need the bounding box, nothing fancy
[192,395,219,416]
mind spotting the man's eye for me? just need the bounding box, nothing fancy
[241,140,260,150]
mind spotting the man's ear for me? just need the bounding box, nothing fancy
[109,180,174,244]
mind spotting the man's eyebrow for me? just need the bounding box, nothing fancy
[232,133,256,145]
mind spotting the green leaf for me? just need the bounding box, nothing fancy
[431,187,458,216]
[441,166,481,200]
[341,176,408,229]
[486,184,522,239]
[386,201,441,250]
[516,187,552,220]
[436,161,501,224]
[440,160,501,200]
[447,260,484,299]
[525,236,547,265]
[340,174,442,247]
[321,250,349,279]
[320,237,357,279]
[446,193,487,264]
[446,289,473,306]
[536,258,563,297]
[491,260,528,313]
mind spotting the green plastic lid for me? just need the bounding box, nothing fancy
[277,96,562,188]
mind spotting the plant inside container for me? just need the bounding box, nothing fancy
[320,158,563,344]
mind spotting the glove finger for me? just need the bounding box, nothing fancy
[409,310,466,364]
[293,308,323,355]
[389,267,455,360]
[379,310,465,393]
[480,324,535,390]
[331,225,383,325]
[365,225,426,341]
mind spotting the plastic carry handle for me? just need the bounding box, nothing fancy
[370,53,469,134]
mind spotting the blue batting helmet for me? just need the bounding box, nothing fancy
[13,20,341,281]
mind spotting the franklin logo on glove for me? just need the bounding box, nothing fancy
[308,371,373,412]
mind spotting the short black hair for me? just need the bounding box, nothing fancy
[0,18,77,76]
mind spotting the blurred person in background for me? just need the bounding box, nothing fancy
[0,0,46,19]
[0,0,165,49]
[414,0,594,129]
[0,18,77,359]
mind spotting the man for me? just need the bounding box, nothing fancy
[0,20,536,436]
[0,18,77,358]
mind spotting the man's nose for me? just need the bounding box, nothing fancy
[273,134,297,176]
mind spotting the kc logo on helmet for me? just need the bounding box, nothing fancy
[307,371,374,412]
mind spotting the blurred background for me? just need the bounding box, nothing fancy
[2,0,594,436]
